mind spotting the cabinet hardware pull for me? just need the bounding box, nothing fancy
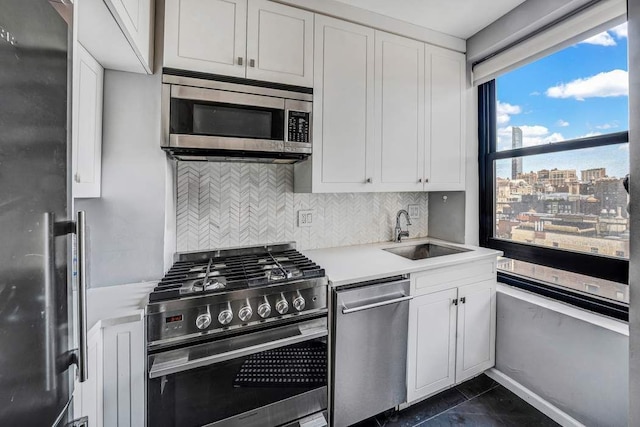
[460,297,466,304]
[237,57,243,66]
[366,178,372,183]
[452,299,458,306]
[249,59,255,67]
[418,178,422,183]
[425,178,429,183]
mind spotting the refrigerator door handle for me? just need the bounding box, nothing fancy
[43,213,57,392]
[75,211,89,383]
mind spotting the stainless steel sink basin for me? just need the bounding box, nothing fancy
[383,243,470,260]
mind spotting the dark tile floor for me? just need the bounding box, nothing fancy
[352,374,560,427]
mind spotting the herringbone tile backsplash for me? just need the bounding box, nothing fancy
[176,163,429,251]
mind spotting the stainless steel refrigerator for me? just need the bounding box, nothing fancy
[0,1,88,425]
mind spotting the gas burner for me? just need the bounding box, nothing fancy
[147,242,328,348]
[192,277,225,291]
[149,243,325,303]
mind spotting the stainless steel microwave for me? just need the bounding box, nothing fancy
[161,74,312,163]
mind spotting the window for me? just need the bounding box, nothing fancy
[479,23,629,317]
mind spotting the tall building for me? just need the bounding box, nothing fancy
[511,126,523,179]
[581,168,606,182]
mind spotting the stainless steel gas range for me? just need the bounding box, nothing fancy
[146,243,329,427]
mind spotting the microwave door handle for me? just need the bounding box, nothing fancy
[148,325,327,379]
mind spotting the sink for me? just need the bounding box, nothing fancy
[383,243,470,260]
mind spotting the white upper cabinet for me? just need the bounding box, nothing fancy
[107,0,154,69]
[424,45,466,191]
[246,0,314,86]
[164,0,313,86]
[164,0,247,77]
[374,31,425,192]
[294,16,466,193]
[77,0,154,74]
[302,15,375,192]
[72,43,104,199]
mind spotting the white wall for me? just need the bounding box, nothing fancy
[464,86,479,246]
[75,70,167,287]
[628,0,640,423]
[496,288,629,426]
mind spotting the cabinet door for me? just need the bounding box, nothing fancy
[105,0,153,71]
[246,0,313,86]
[312,15,375,192]
[74,325,104,427]
[455,280,496,383]
[424,45,466,191]
[164,0,247,77]
[103,319,145,427]
[407,288,458,403]
[72,43,103,199]
[374,31,425,192]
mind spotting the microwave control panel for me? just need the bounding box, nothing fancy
[287,110,310,143]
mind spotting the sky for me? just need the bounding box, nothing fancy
[495,22,629,179]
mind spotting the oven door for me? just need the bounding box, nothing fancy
[169,85,286,153]
[148,317,328,427]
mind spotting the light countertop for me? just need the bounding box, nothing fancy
[302,237,502,287]
[86,281,157,330]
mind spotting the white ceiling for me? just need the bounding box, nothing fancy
[332,0,527,39]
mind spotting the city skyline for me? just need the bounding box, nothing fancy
[496,22,628,178]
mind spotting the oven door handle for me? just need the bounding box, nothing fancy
[148,325,328,379]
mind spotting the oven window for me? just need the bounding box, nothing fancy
[171,99,285,140]
[148,338,327,427]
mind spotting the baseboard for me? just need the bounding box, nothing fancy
[485,369,585,427]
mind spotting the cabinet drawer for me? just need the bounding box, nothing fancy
[411,260,495,296]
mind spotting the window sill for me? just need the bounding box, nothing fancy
[497,283,629,335]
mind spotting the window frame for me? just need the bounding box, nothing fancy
[478,80,629,320]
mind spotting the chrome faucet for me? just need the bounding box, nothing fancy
[394,209,412,242]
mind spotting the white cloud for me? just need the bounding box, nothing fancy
[619,144,629,151]
[578,131,602,138]
[496,101,521,125]
[497,125,564,150]
[580,31,616,46]
[595,122,619,130]
[530,91,541,96]
[611,23,627,39]
[546,69,628,101]
[556,119,570,127]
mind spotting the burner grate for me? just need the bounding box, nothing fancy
[233,343,327,388]
[149,247,325,302]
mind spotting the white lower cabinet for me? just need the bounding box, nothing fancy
[407,288,457,403]
[407,264,496,405]
[74,315,145,427]
[455,280,497,383]
[103,319,146,427]
[75,324,104,427]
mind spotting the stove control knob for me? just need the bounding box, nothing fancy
[257,297,271,318]
[292,292,306,312]
[275,294,289,315]
[238,301,253,323]
[218,303,233,326]
[195,312,212,330]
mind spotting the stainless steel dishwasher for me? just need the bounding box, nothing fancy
[331,276,411,427]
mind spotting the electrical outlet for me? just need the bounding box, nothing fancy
[298,210,313,227]
[408,204,420,219]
